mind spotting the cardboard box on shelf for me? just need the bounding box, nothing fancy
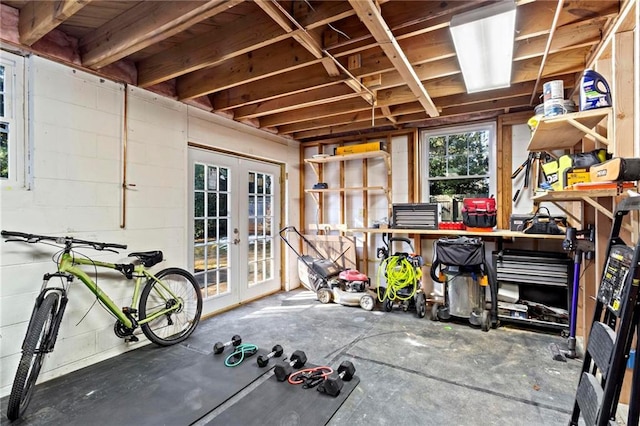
[335,141,384,155]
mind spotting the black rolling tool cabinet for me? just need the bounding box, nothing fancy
[493,249,572,329]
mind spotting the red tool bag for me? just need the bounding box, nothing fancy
[462,197,497,228]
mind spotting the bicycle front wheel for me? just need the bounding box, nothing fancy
[7,292,60,421]
[139,267,203,346]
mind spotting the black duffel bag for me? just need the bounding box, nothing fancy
[520,207,567,235]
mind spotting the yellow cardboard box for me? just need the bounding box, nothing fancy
[565,167,591,187]
[335,141,384,155]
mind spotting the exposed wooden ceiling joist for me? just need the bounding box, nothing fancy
[529,0,565,104]
[0,0,625,142]
[348,0,439,117]
[18,0,91,46]
[81,0,240,69]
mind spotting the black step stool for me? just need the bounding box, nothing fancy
[569,197,640,426]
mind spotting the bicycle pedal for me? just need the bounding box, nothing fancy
[125,335,139,343]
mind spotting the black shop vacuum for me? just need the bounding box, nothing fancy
[429,236,498,331]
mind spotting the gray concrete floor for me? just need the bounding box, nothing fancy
[3,289,628,425]
[196,290,584,426]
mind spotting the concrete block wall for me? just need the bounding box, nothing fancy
[0,55,300,396]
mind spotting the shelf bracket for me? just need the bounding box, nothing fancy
[548,202,581,225]
[307,191,319,205]
[567,118,609,145]
[308,163,321,180]
[582,196,633,232]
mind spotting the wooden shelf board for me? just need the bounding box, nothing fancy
[532,188,625,202]
[527,108,611,151]
[304,150,390,164]
[305,186,387,193]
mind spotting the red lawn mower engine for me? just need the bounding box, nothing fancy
[337,269,370,293]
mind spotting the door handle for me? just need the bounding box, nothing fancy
[233,228,240,245]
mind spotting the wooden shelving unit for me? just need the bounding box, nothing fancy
[303,150,391,203]
[305,186,390,204]
[527,107,627,226]
[302,149,393,276]
[527,108,612,151]
[304,151,391,180]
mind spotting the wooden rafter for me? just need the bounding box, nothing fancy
[529,0,564,105]
[18,0,91,46]
[348,0,439,117]
[255,0,376,106]
[139,8,286,88]
[81,0,241,69]
[0,0,623,141]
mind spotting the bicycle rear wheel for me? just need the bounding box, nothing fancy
[139,267,202,346]
[7,292,60,421]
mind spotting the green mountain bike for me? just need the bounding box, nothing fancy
[1,230,203,421]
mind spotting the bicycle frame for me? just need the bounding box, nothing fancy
[56,252,181,330]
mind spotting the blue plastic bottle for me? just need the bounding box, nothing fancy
[579,70,612,111]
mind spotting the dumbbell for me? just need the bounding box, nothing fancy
[319,361,356,397]
[274,350,307,381]
[257,344,284,367]
[213,335,242,354]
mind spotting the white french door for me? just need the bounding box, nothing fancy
[188,147,281,315]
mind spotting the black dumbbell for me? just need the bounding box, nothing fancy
[319,361,356,396]
[274,350,307,381]
[257,344,284,367]
[213,335,242,354]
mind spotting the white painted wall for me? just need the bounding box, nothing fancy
[0,55,299,396]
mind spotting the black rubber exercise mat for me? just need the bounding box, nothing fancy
[68,350,271,426]
[205,362,360,426]
[7,345,273,426]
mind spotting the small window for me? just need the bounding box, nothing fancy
[420,123,496,221]
[0,50,25,185]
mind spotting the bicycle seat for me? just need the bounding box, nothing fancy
[128,251,163,267]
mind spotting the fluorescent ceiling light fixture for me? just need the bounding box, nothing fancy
[450,1,517,93]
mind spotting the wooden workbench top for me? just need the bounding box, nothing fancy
[348,228,566,240]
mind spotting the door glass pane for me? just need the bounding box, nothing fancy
[207,193,217,216]
[207,219,217,243]
[248,172,255,193]
[219,218,228,240]
[265,175,272,194]
[1,122,8,179]
[194,246,205,273]
[247,171,275,286]
[206,243,218,270]
[194,164,204,190]
[207,166,217,190]
[193,163,231,299]
[219,167,228,191]
[257,174,263,193]
[194,219,204,243]
[219,194,228,216]
[195,192,204,217]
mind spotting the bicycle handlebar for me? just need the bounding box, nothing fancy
[1,230,127,250]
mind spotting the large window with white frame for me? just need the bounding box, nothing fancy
[0,50,26,185]
[420,122,496,222]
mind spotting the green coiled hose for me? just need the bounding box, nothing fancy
[376,255,422,302]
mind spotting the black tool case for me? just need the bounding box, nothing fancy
[391,203,439,229]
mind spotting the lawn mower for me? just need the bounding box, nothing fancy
[279,226,376,311]
[376,236,427,318]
